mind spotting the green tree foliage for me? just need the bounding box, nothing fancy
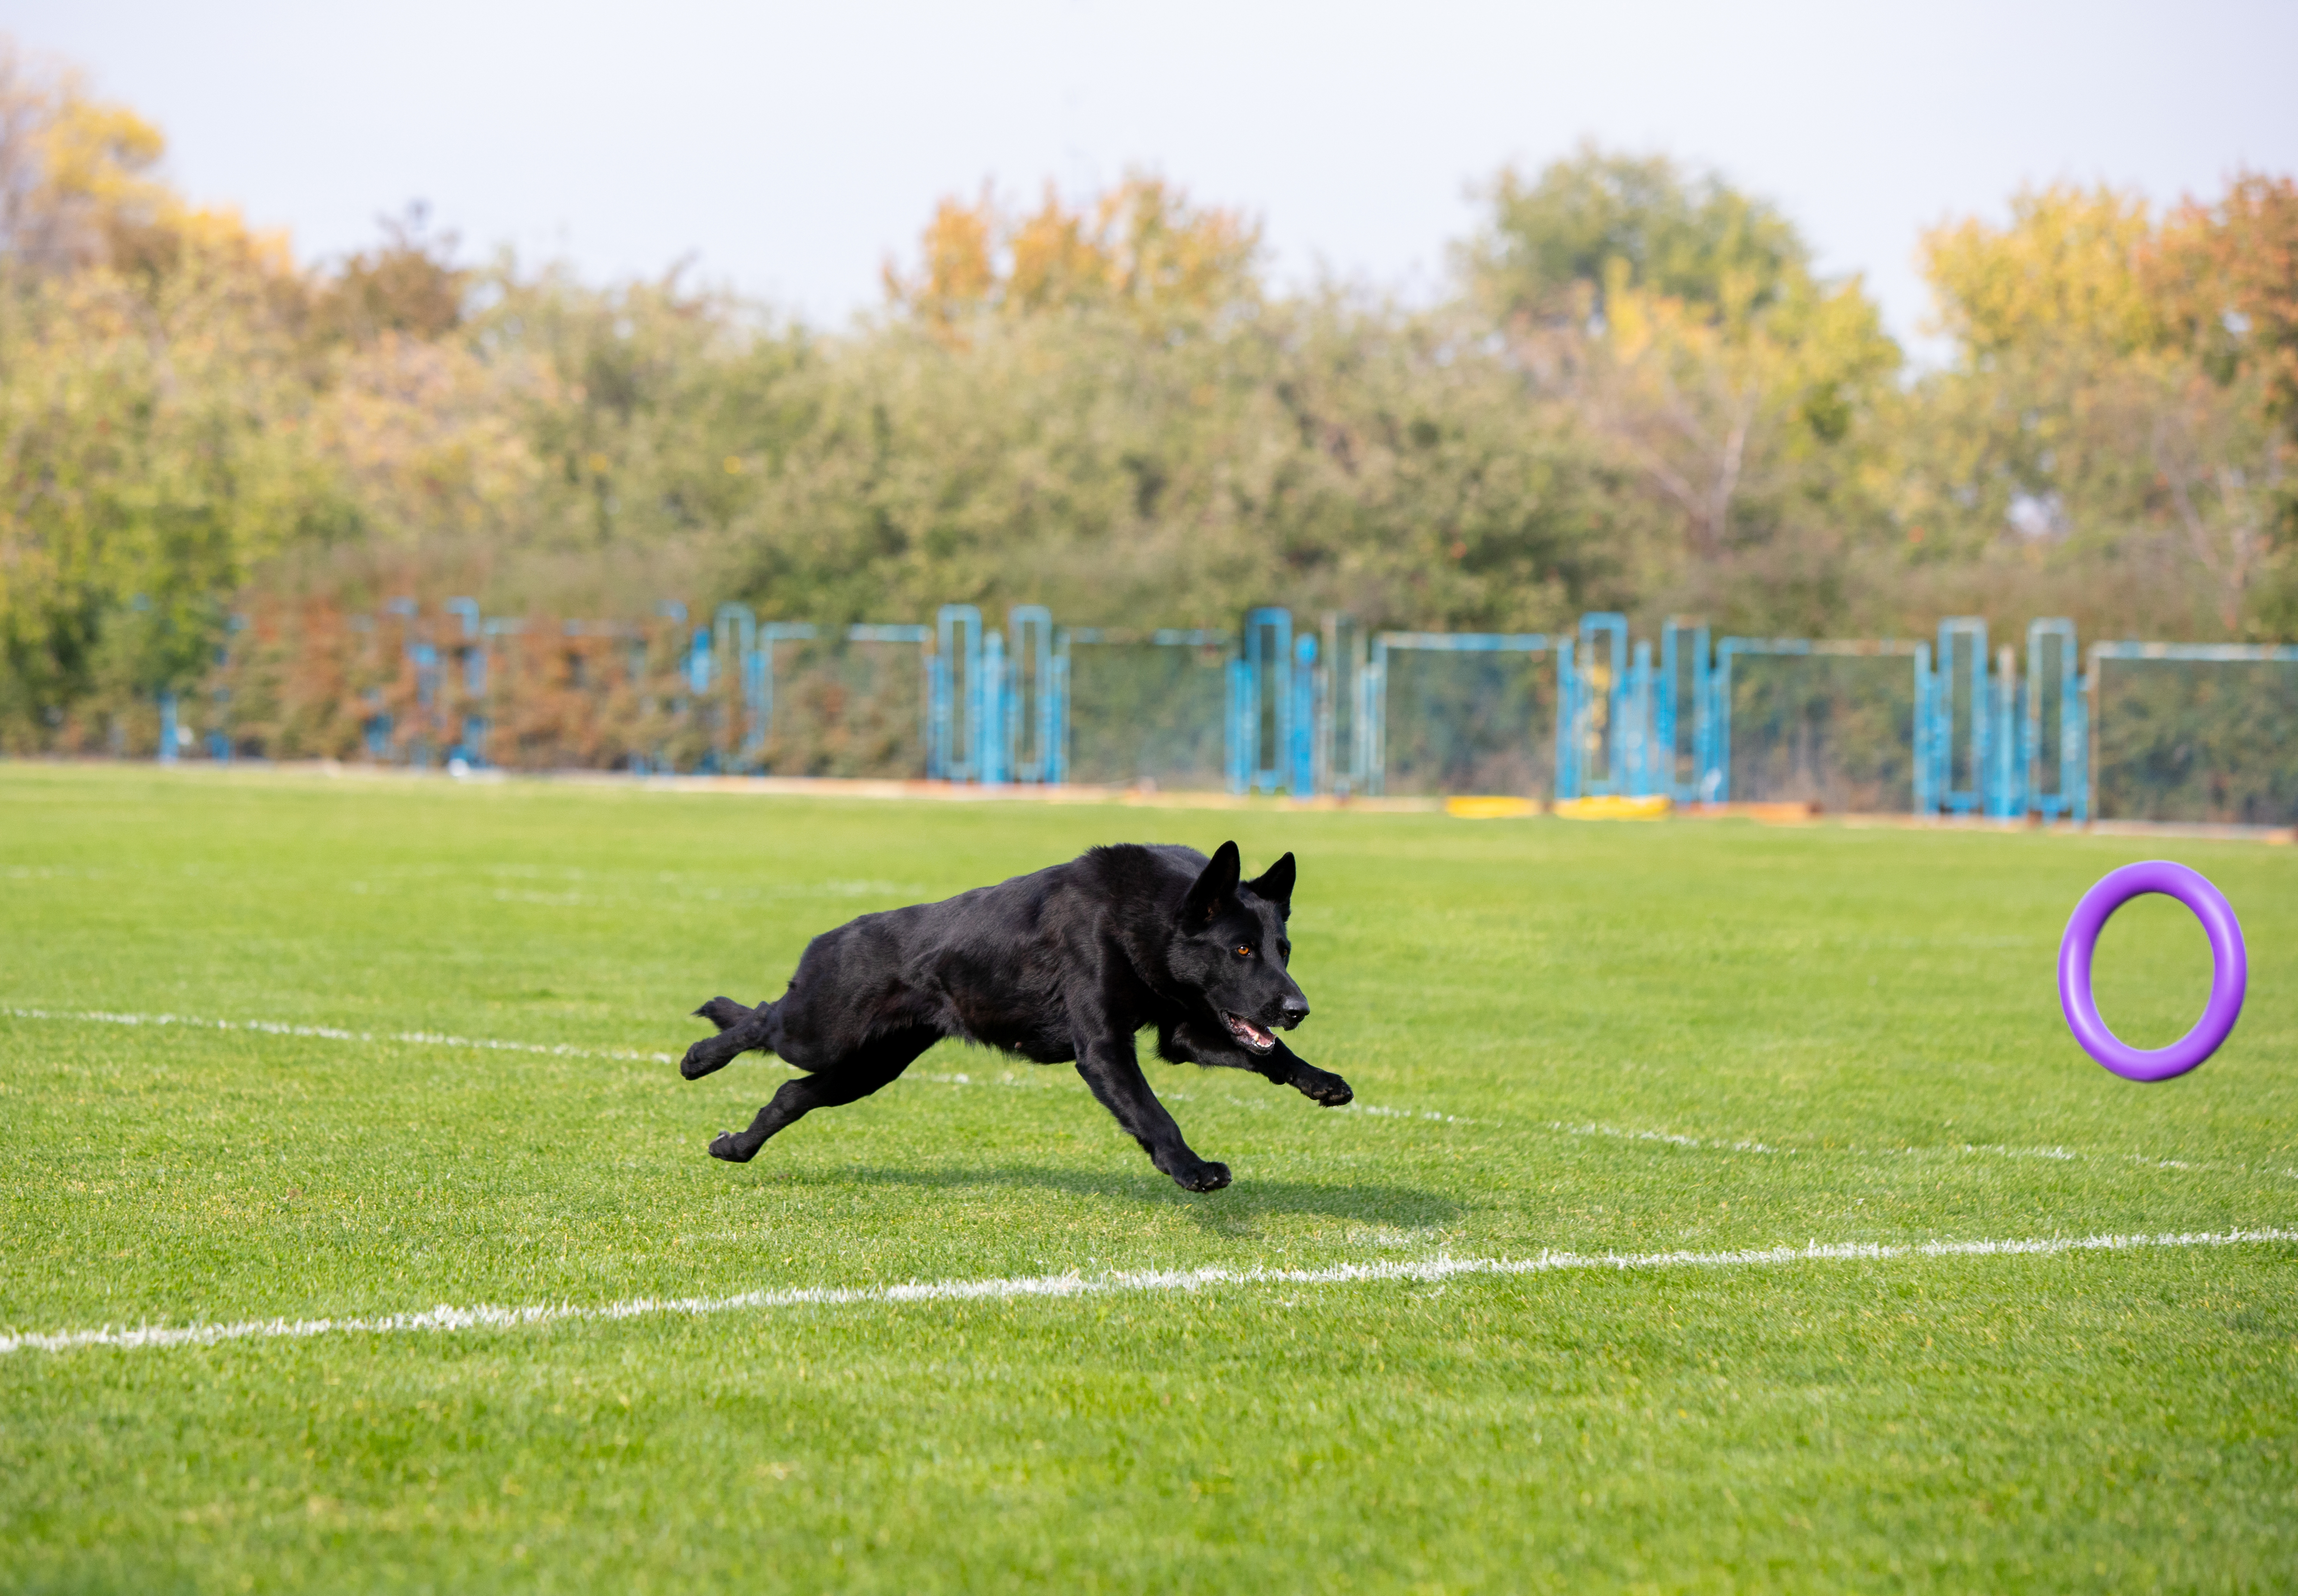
[883,175,1262,333]
[1904,183,2294,636]
[695,295,1615,630]
[2150,173,2298,580]
[0,44,362,746]
[1464,144,1808,325]
[3,31,2295,753]
[306,203,468,344]
[1463,147,1902,633]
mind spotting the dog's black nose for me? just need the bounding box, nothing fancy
[1280,997,1310,1026]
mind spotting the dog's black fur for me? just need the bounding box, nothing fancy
[678,841,1350,1190]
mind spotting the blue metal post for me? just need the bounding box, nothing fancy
[1047,629,1069,785]
[1702,656,1726,803]
[1708,639,1745,804]
[980,629,1008,783]
[1360,635,1389,797]
[1935,617,1988,814]
[1986,644,2021,819]
[928,658,949,778]
[1238,608,1292,794]
[754,622,815,769]
[1625,639,1653,797]
[1663,628,1686,799]
[742,647,766,760]
[1290,632,1318,796]
[1553,639,1578,799]
[715,604,760,763]
[1358,634,1384,796]
[1006,606,1053,783]
[2070,664,2089,825]
[1658,619,1709,803]
[714,605,757,661]
[1912,643,1934,814]
[687,627,711,696]
[1690,630,1722,805]
[1225,657,1250,794]
[464,659,491,767]
[2025,618,2081,820]
[933,605,982,782]
[1575,613,1629,795]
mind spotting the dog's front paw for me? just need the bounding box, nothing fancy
[708,1131,757,1163]
[1172,1160,1231,1192]
[1295,1068,1353,1107]
[681,1040,732,1081]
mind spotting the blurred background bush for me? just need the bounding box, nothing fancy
[1,35,2291,755]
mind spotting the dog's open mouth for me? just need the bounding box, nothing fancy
[1222,1012,1277,1052]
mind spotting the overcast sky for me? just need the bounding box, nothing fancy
[12,0,2295,352]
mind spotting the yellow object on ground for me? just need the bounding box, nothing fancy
[1552,795,1673,821]
[1442,795,1541,819]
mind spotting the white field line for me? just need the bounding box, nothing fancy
[0,1007,1474,1121]
[8,1006,2290,1182]
[6,1227,2292,1358]
[1556,1120,1779,1154]
[1544,1120,2298,1184]
[1,1006,676,1067]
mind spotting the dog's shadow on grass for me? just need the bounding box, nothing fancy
[826,1164,1461,1233]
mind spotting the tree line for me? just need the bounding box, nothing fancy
[1,35,2292,753]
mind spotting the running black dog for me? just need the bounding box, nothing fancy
[678,841,1351,1190]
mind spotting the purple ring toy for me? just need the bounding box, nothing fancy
[2058,861,2246,1082]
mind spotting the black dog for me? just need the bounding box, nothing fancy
[678,841,1351,1190]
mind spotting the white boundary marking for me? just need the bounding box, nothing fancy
[3,1006,676,1066]
[8,1006,2291,1182]
[5,1227,2290,1357]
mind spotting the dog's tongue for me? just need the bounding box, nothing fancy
[1227,1013,1274,1048]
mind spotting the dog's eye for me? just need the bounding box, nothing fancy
[1234,943,1254,958]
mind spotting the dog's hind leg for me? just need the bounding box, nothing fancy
[680,999,779,1081]
[707,1026,935,1164]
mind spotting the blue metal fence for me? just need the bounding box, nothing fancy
[1361,630,1553,798]
[1656,618,1711,804]
[1709,636,1927,810]
[170,597,2298,821]
[2084,639,2298,824]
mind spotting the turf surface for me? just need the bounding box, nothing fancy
[2,763,2294,1592]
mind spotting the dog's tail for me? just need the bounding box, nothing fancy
[693,996,756,1033]
[682,996,775,1081]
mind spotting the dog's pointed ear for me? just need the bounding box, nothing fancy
[1245,851,1295,918]
[1183,841,1242,924]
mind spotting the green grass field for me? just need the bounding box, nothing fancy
[2,764,2295,1593]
